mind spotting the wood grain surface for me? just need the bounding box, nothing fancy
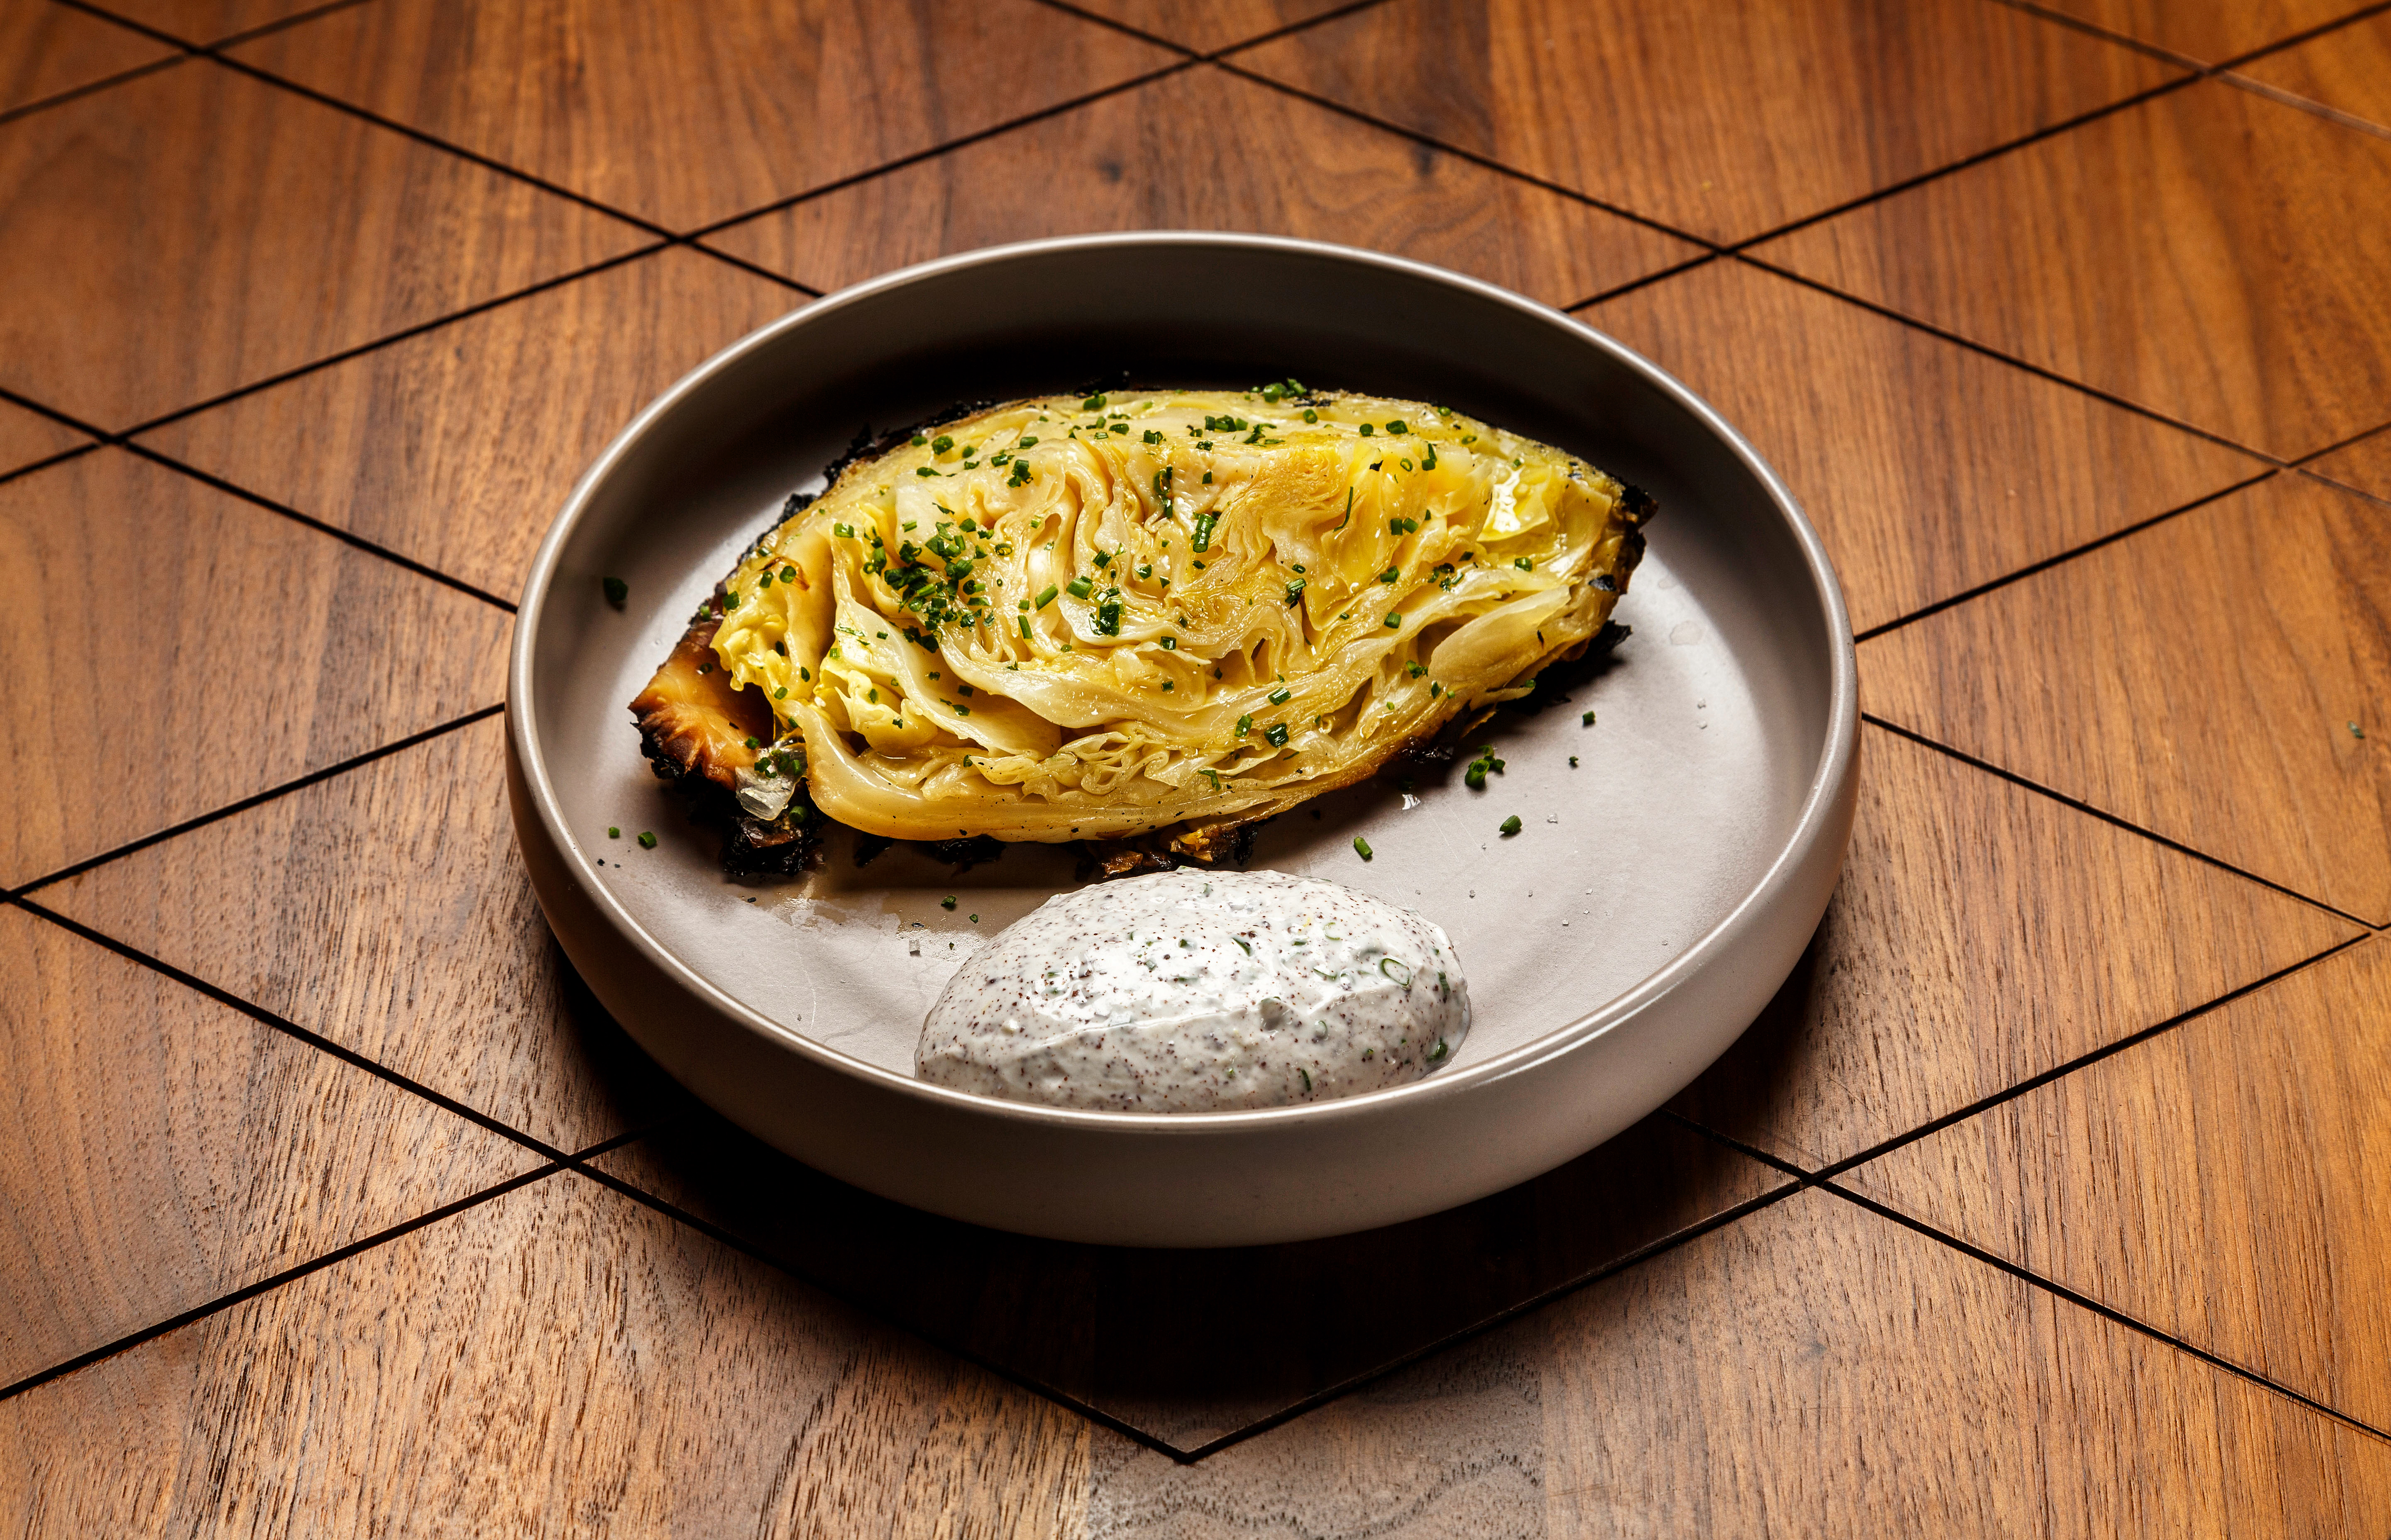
[1850,935,2391,1438]
[1860,473,2391,923]
[1670,725,2360,1168]
[79,0,335,46]
[705,64,1694,309]
[229,0,1181,231]
[0,0,173,115]
[1061,0,1359,54]
[0,401,85,479]
[0,450,510,890]
[1075,1188,2391,1536]
[0,904,539,1388]
[1757,78,2391,460]
[141,247,801,600]
[2236,10,2391,128]
[1232,0,2175,243]
[1588,258,2263,633]
[2033,0,2374,65]
[7,0,2391,1523]
[0,59,642,432]
[0,1171,1107,1538]
[2308,434,2391,502]
[37,716,675,1156]
[592,1110,1781,1450]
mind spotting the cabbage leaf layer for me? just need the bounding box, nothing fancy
[635,388,1652,846]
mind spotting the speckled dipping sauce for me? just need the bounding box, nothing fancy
[915,869,1471,1112]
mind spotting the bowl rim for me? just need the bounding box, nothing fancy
[508,229,1857,1135]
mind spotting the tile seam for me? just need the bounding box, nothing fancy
[10,703,506,896]
[1813,1176,2391,1450]
[1856,715,2382,928]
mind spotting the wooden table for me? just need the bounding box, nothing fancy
[5,0,2390,1530]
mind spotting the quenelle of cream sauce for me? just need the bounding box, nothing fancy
[915,869,1470,1112]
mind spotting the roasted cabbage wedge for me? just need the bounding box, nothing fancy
[632,386,1652,866]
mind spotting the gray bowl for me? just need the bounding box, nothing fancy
[507,233,1856,1247]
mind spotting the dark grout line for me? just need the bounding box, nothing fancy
[1993,0,2391,76]
[7,891,579,1167]
[1209,0,1405,61]
[1023,0,1400,63]
[685,61,1201,244]
[0,1162,572,1403]
[1851,469,2282,644]
[1815,1177,2391,1448]
[1208,58,1716,251]
[1980,0,2208,70]
[0,49,188,129]
[1731,253,2284,461]
[1719,72,2204,256]
[203,0,375,50]
[2219,70,2391,143]
[0,442,100,490]
[1564,251,1725,314]
[2299,464,2391,513]
[189,43,674,240]
[121,442,518,610]
[12,703,504,896]
[565,1157,1203,1467]
[685,241,821,297]
[120,242,672,439]
[1176,1172,1808,1462]
[1860,715,2381,929]
[1683,932,2377,1196]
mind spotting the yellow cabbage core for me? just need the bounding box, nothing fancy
[704,390,1644,842]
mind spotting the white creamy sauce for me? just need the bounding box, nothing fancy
[915,869,1471,1112]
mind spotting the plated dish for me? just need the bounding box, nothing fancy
[507,233,1856,1246]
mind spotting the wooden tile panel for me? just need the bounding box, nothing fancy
[2236,12,2391,131]
[1758,80,2391,460]
[0,0,174,115]
[0,1173,1105,1536]
[2033,0,2374,65]
[2307,435,2391,503]
[1078,1190,2391,1535]
[1860,474,2391,923]
[0,451,510,890]
[1588,259,2262,633]
[229,0,1182,231]
[1233,0,2176,243]
[0,61,642,431]
[1671,725,2359,1168]
[592,1109,1782,1450]
[0,905,539,1388]
[76,0,333,46]
[1061,0,1358,54]
[38,716,676,1155]
[140,248,803,600]
[1849,937,2391,1435]
[0,400,86,478]
[705,65,1694,309]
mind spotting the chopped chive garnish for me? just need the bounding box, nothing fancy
[1353,836,1374,860]
[601,576,628,606]
[607,826,620,839]
[1237,713,1253,736]
[1514,557,1533,571]
[1384,613,1402,627]
[1264,723,1290,747]
[1499,815,1521,836]
[1267,686,1291,704]
[637,830,658,849]
[942,895,957,910]
[1065,577,1093,600]
[1582,710,1596,726]
[1034,584,1059,609]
